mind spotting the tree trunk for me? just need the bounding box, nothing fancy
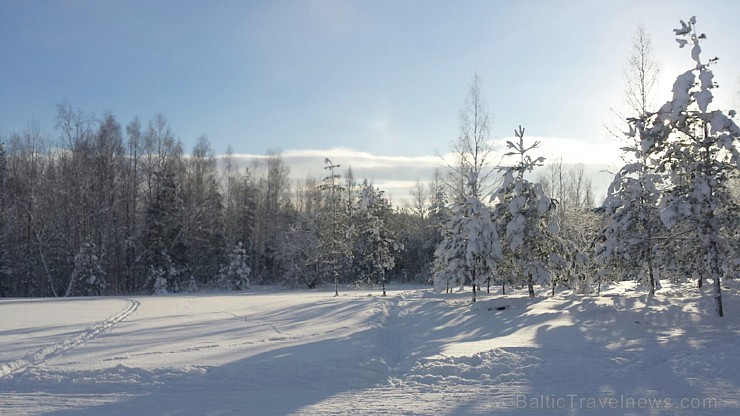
[527,276,535,298]
[472,283,476,303]
[715,276,724,317]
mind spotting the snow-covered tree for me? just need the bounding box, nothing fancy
[354,180,403,289]
[597,117,666,295]
[490,126,561,298]
[143,167,194,294]
[65,242,107,296]
[596,22,668,295]
[277,212,321,288]
[317,158,351,290]
[640,17,739,316]
[433,196,500,301]
[218,242,251,291]
[149,265,168,295]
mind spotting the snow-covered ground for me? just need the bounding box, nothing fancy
[1,281,738,415]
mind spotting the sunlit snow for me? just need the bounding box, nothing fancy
[1,282,738,415]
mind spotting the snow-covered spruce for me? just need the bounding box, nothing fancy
[65,242,107,297]
[640,17,739,316]
[433,195,500,300]
[218,242,251,291]
[316,158,352,290]
[597,116,666,295]
[354,180,403,289]
[489,126,562,298]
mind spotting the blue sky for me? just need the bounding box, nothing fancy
[1,0,738,200]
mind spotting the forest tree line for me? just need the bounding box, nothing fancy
[0,101,602,297]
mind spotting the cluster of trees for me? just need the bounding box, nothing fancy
[598,18,739,316]
[432,18,738,317]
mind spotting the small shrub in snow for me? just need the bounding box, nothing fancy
[219,242,251,291]
[65,242,107,297]
[150,266,168,296]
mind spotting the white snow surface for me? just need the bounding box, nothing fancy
[1,282,739,415]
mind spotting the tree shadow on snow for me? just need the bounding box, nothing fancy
[448,290,738,415]
[30,287,740,415]
[41,294,389,416]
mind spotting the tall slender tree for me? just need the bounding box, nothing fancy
[642,17,738,316]
[445,74,497,202]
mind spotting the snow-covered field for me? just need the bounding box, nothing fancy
[1,281,738,415]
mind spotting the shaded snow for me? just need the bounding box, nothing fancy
[1,282,739,415]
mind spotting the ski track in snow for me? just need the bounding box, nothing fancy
[0,299,140,379]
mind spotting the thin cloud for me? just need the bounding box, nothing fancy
[222,140,623,205]
[492,135,623,167]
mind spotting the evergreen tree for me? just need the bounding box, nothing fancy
[597,116,665,295]
[143,167,193,294]
[218,242,251,290]
[433,195,500,301]
[317,159,351,288]
[354,180,403,288]
[489,126,561,298]
[640,17,739,316]
[65,242,107,296]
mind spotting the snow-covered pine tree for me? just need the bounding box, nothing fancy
[218,242,251,291]
[317,158,351,292]
[490,126,561,298]
[641,17,739,316]
[65,242,107,296]
[597,115,666,295]
[433,195,500,301]
[355,180,403,291]
[143,167,194,294]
